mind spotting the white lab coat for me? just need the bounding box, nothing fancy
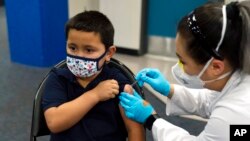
[152,71,250,141]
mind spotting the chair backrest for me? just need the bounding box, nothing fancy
[30,58,144,141]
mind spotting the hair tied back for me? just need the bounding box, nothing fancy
[226,2,240,20]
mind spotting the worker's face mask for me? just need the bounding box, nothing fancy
[171,59,231,89]
[66,51,106,78]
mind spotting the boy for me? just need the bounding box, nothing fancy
[42,11,145,141]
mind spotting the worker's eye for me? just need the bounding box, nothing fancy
[179,60,186,65]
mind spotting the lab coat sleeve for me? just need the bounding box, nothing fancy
[152,115,229,141]
[166,84,217,118]
[152,118,196,141]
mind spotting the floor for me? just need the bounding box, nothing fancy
[0,6,206,141]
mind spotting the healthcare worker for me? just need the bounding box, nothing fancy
[119,1,250,140]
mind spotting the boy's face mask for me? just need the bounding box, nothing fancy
[171,59,231,89]
[66,51,106,78]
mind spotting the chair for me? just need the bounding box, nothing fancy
[30,58,144,141]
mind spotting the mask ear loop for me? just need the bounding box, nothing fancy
[97,50,108,70]
[197,5,227,78]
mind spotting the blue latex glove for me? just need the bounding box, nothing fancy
[119,90,154,123]
[136,68,170,96]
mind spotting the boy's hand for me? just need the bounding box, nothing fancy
[93,79,119,101]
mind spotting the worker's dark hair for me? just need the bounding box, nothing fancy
[65,10,114,50]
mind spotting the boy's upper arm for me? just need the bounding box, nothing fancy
[42,71,68,112]
[113,69,131,93]
[114,69,144,126]
[119,105,145,141]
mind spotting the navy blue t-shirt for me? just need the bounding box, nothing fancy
[42,64,131,141]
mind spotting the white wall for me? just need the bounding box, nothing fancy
[225,0,248,4]
[99,0,143,50]
[67,0,144,51]
[68,0,99,18]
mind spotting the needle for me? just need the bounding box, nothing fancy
[131,80,138,87]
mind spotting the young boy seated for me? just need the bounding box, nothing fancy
[42,11,145,141]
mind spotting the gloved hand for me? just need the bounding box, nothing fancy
[136,68,170,96]
[119,90,154,123]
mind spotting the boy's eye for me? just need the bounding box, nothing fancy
[86,48,94,53]
[69,46,76,51]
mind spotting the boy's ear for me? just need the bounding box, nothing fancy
[105,46,116,61]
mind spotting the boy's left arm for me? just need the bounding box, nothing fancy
[119,84,146,141]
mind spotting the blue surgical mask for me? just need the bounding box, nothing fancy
[66,51,106,78]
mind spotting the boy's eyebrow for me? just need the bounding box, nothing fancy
[67,42,77,46]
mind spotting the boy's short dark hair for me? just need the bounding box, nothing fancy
[65,11,114,49]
